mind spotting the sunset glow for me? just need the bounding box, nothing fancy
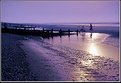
[1,0,119,23]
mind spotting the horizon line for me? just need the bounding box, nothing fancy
[1,21,120,25]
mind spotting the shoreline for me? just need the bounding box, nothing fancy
[2,24,119,39]
[21,36,119,81]
[1,33,120,81]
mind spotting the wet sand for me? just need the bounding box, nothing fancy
[44,33,119,61]
[21,34,119,81]
[2,33,120,81]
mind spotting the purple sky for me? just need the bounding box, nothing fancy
[1,0,120,23]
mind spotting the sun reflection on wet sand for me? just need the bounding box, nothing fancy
[70,52,119,81]
[72,66,96,81]
[23,34,119,81]
[44,32,119,61]
[89,43,98,55]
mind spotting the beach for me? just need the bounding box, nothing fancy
[1,31,119,81]
[1,33,37,81]
[1,0,120,81]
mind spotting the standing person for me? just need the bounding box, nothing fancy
[89,24,93,38]
[90,24,93,31]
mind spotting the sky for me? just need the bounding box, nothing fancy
[1,0,120,24]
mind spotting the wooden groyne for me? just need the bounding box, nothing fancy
[1,22,93,38]
[2,27,80,38]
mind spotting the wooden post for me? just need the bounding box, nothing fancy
[59,29,62,34]
[42,28,44,34]
[18,25,20,30]
[59,29,62,37]
[16,26,17,30]
[4,23,8,32]
[51,28,53,34]
[20,25,22,30]
[33,27,35,30]
[47,30,49,34]
[23,25,25,30]
[68,29,70,35]
[76,29,78,36]
[51,29,53,39]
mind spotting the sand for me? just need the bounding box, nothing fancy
[1,33,37,81]
[21,38,119,81]
[1,33,120,81]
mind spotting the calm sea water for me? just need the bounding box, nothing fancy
[36,23,120,33]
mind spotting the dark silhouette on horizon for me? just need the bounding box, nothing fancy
[89,24,93,38]
[1,22,96,38]
[89,24,93,31]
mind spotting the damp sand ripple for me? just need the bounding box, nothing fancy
[39,41,119,81]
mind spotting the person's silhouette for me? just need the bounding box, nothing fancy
[90,24,93,31]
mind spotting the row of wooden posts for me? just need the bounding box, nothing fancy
[3,25,87,37]
[40,28,82,36]
[14,26,82,35]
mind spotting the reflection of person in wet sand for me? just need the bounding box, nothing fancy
[90,32,92,38]
[81,32,85,40]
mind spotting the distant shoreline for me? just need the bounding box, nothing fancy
[1,22,119,25]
